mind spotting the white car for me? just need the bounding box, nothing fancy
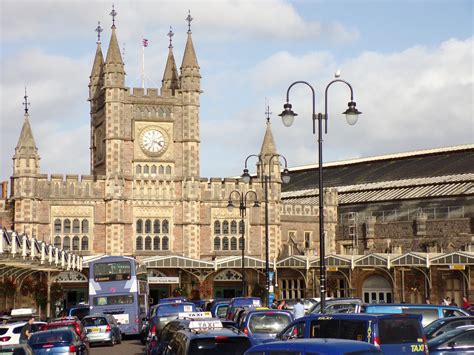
[0,321,45,345]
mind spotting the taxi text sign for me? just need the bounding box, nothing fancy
[178,311,212,319]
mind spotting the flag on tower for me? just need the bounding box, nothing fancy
[142,38,149,47]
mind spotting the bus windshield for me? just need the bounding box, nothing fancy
[93,261,131,282]
[93,295,134,306]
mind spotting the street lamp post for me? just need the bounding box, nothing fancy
[227,190,260,297]
[241,154,291,307]
[279,78,361,311]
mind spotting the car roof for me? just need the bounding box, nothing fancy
[365,303,460,308]
[248,338,380,351]
[298,313,422,321]
[47,320,78,326]
[179,326,246,339]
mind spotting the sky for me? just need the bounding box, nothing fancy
[0,0,473,183]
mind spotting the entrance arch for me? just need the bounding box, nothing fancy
[362,275,393,304]
[213,269,242,299]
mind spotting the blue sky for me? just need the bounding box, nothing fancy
[1,0,473,183]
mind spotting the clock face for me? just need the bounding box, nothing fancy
[140,128,168,155]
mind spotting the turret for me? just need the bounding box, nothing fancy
[180,13,201,92]
[103,10,125,89]
[89,22,104,101]
[161,27,179,96]
[258,118,280,180]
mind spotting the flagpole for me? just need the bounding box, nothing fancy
[141,43,145,89]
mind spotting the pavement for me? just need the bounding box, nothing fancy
[89,337,145,355]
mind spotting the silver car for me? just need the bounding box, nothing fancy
[81,314,121,346]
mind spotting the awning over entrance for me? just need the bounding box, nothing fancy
[353,253,389,268]
[216,256,271,269]
[310,254,352,268]
[430,251,474,266]
[391,252,429,267]
[276,256,307,269]
[142,255,215,269]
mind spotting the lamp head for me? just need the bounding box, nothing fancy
[279,103,298,127]
[227,201,234,212]
[241,169,251,184]
[343,101,361,125]
[281,168,291,184]
[252,200,260,208]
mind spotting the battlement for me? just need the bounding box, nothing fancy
[128,87,160,98]
[34,174,102,199]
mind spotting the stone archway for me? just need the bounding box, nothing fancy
[362,275,393,304]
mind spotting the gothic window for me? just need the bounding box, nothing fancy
[223,221,229,235]
[231,220,237,234]
[54,219,62,234]
[54,183,59,194]
[81,236,89,251]
[239,221,245,234]
[54,236,61,248]
[162,220,169,233]
[162,236,169,250]
[153,236,160,250]
[145,219,152,233]
[82,220,89,233]
[73,219,80,233]
[166,166,171,174]
[304,231,311,249]
[214,221,221,234]
[64,219,71,233]
[136,165,142,174]
[151,165,157,174]
[136,219,143,233]
[145,236,152,250]
[230,237,237,250]
[239,237,244,250]
[135,236,143,250]
[214,237,221,251]
[63,236,70,251]
[85,184,90,196]
[159,165,165,174]
[223,237,229,251]
[154,220,160,234]
[144,165,149,174]
[72,236,80,251]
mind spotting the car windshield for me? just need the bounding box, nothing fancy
[249,313,292,334]
[423,318,446,336]
[82,317,108,327]
[216,305,228,318]
[189,337,251,354]
[378,318,422,344]
[234,299,261,307]
[157,304,196,316]
[427,328,465,348]
[30,331,73,345]
[311,319,369,341]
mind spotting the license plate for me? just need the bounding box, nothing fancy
[89,327,100,333]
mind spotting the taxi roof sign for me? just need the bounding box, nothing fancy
[11,308,36,317]
[178,311,212,319]
[188,320,223,330]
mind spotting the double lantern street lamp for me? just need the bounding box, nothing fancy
[278,78,361,311]
[241,154,291,307]
[227,190,260,297]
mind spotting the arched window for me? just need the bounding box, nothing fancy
[144,165,149,174]
[64,219,71,233]
[231,220,237,234]
[84,183,90,196]
[145,236,152,250]
[239,237,244,250]
[214,221,221,234]
[159,165,165,174]
[166,166,171,174]
[162,220,169,233]
[162,236,169,250]
[239,221,245,234]
[73,219,80,233]
[223,221,229,234]
[214,237,221,251]
[54,183,59,194]
[54,236,61,248]
[136,165,142,174]
[69,183,75,195]
[154,220,160,234]
[153,236,160,250]
[231,237,237,250]
[81,236,89,251]
[222,237,229,251]
[81,219,89,233]
[63,236,70,251]
[72,236,80,251]
[151,165,157,174]
[136,219,143,233]
[54,219,62,234]
[145,219,152,233]
[135,236,143,250]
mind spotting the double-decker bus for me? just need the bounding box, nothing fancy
[88,256,148,335]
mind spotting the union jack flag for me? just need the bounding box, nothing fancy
[142,38,149,47]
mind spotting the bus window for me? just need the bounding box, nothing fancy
[93,261,131,282]
[93,295,134,306]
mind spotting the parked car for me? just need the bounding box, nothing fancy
[238,309,294,345]
[59,305,90,321]
[277,313,428,355]
[42,317,88,343]
[226,297,262,320]
[0,321,46,345]
[427,325,474,354]
[309,297,363,314]
[424,316,474,339]
[245,338,383,355]
[362,303,469,327]
[27,328,88,354]
[81,314,121,346]
[210,300,230,318]
[158,297,187,304]
[148,302,197,338]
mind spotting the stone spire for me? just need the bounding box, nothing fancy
[104,7,125,87]
[162,27,179,96]
[258,114,280,181]
[180,11,200,92]
[260,119,278,158]
[89,22,104,100]
[181,31,199,71]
